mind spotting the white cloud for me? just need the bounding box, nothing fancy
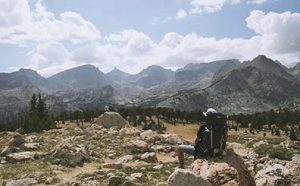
[0,0,100,45]
[246,10,300,54]
[5,2,300,76]
[247,0,268,5]
[190,0,241,14]
[176,9,187,19]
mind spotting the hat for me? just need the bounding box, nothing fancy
[203,108,217,117]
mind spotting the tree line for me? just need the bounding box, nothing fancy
[0,94,55,133]
[0,93,299,140]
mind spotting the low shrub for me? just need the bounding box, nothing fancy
[254,144,293,161]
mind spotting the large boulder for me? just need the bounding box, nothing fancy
[168,169,212,186]
[94,112,128,129]
[191,159,239,186]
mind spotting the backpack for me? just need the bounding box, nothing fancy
[194,112,227,159]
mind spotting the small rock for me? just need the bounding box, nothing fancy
[118,155,133,163]
[120,127,141,135]
[108,153,116,159]
[22,143,40,150]
[153,164,163,170]
[7,151,44,161]
[103,162,123,169]
[45,177,54,184]
[127,173,143,181]
[124,139,148,151]
[160,134,186,145]
[8,134,25,147]
[140,152,158,163]
[24,135,37,143]
[140,130,160,142]
[108,176,122,186]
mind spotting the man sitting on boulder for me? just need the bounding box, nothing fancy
[176,108,227,168]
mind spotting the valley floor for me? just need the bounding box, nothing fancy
[0,121,299,185]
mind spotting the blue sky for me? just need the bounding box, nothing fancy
[0,0,300,76]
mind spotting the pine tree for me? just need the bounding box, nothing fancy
[22,94,55,133]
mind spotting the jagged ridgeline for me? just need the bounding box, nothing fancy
[0,55,300,125]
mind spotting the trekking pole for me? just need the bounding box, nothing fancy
[210,128,213,156]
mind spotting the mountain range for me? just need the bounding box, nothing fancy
[0,55,299,122]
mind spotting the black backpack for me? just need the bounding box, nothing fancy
[194,112,227,159]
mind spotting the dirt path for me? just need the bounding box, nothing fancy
[55,163,99,184]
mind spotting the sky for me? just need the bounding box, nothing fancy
[0,0,300,77]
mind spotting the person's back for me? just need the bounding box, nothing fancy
[177,108,227,168]
[194,109,227,158]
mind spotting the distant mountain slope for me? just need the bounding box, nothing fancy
[0,56,299,117]
[105,68,131,83]
[289,63,300,78]
[48,64,107,91]
[0,69,48,91]
[129,65,175,88]
[158,56,300,114]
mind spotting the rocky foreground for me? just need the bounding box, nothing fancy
[0,122,300,186]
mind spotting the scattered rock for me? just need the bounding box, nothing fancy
[124,139,149,151]
[255,163,291,186]
[140,130,160,142]
[118,155,134,163]
[45,177,55,185]
[160,134,186,145]
[151,145,174,153]
[51,140,90,167]
[22,143,40,150]
[108,176,123,186]
[8,134,25,147]
[24,135,37,143]
[153,164,163,170]
[7,151,44,161]
[6,178,38,186]
[128,173,143,181]
[120,127,141,135]
[168,169,212,186]
[94,112,128,129]
[282,139,300,149]
[140,152,158,163]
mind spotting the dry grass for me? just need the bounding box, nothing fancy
[165,123,198,143]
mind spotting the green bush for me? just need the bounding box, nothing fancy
[254,144,293,161]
